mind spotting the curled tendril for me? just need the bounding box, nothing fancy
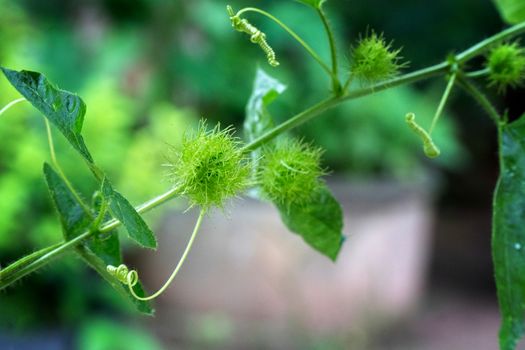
[405,113,440,158]
[107,264,139,286]
[106,210,206,301]
[227,5,279,67]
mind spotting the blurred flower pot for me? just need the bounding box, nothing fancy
[137,178,435,347]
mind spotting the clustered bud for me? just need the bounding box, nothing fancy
[168,121,250,209]
[350,31,406,82]
[258,139,326,207]
[486,42,525,93]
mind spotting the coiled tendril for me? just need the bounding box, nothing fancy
[107,210,206,301]
[107,264,139,286]
[227,5,279,67]
[405,113,440,158]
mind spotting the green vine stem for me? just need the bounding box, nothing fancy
[0,231,91,287]
[342,75,354,92]
[0,242,62,279]
[91,197,109,230]
[456,21,525,63]
[1,20,525,290]
[465,68,491,79]
[0,97,26,117]
[242,61,451,153]
[317,7,341,94]
[236,7,333,77]
[242,96,340,153]
[0,187,181,288]
[457,75,502,124]
[429,69,458,134]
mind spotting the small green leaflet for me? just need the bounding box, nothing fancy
[277,185,345,261]
[244,67,287,144]
[492,0,525,24]
[101,178,157,249]
[43,163,153,314]
[295,0,327,9]
[1,67,93,163]
[493,115,525,350]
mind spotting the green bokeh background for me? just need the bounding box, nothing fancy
[0,0,510,348]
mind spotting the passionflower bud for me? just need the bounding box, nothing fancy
[487,42,525,93]
[350,31,406,82]
[167,121,250,209]
[259,139,326,207]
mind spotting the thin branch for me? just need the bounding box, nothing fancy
[429,71,457,134]
[456,21,525,63]
[317,7,341,94]
[457,75,501,124]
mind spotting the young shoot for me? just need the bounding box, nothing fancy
[227,5,280,67]
[405,113,440,158]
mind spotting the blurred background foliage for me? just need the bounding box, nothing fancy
[0,0,512,347]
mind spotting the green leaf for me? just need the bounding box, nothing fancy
[295,0,327,9]
[43,163,153,314]
[493,115,525,350]
[244,67,286,143]
[493,0,525,24]
[101,178,157,249]
[1,67,93,162]
[277,185,345,261]
[44,163,92,240]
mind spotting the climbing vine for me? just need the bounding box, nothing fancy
[1,1,525,349]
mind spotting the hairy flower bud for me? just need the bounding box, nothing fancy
[487,42,525,93]
[350,31,406,82]
[258,139,326,207]
[167,121,250,209]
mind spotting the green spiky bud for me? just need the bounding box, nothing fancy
[258,139,326,207]
[350,31,407,82]
[167,121,250,210]
[486,42,525,93]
